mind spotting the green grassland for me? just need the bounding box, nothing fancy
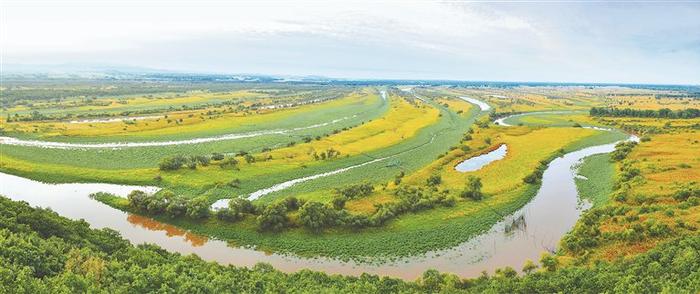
[95,125,624,260]
[0,83,667,261]
[574,153,614,208]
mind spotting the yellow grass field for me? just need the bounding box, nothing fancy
[404,126,600,195]
[3,89,377,138]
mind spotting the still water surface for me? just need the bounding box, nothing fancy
[0,136,628,279]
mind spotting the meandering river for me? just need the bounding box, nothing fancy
[0,130,635,280]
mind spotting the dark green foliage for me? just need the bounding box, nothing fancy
[226,178,241,188]
[312,148,341,160]
[460,176,483,201]
[215,208,241,222]
[165,197,187,218]
[610,141,637,161]
[211,153,225,161]
[1,196,700,293]
[219,156,239,169]
[298,202,338,232]
[523,160,550,184]
[335,183,374,199]
[426,174,442,186]
[186,197,211,219]
[394,171,405,185]
[590,107,700,119]
[191,155,210,166]
[332,196,347,210]
[256,202,290,232]
[244,154,256,164]
[127,190,149,210]
[127,191,211,220]
[540,253,559,272]
[158,155,189,171]
[283,196,302,211]
[229,198,256,214]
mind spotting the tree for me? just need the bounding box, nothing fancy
[215,208,241,222]
[540,252,559,272]
[144,194,167,214]
[256,202,289,232]
[229,198,255,214]
[219,157,239,169]
[298,202,336,232]
[332,196,347,210]
[186,197,210,219]
[165,197,187,218]
[244,154,256,164]
[127,190,149,211]
[158,155,188,171]
[522,259,538,274]
[211,153,225,161]
[460,176,483,200]
[426,174,442,187]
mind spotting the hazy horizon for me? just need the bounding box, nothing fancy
[2,0,700,84]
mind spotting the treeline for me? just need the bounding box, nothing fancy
[2,196,699,293]
[159,152,250,171]
[560,139,700,263]
[590,107,700,119]
[116,181,478,233]
[522,149,566,184]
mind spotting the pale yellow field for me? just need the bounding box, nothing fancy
[602,95,700,110]
[253,94,440,166]
[4,89,378,138]
[403,126,600,195]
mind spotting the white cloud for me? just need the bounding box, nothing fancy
[1,0,539,55]
[1,0,698,84]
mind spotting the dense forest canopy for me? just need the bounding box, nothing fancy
[1,196,698,293]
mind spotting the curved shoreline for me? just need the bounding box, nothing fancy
[0,105,635,280]
[0,115,357,149]
[494,110,584,126]
[0,128,633,280]
[458,96,491,111]
[0,91,388,150]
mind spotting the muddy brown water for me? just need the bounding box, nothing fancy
[0,135,633,279]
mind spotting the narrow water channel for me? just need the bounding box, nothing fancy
[455,144,507,172]
[0,130,633,279]
[0,115,357,149]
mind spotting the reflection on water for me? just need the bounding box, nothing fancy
[0,135,631,280]
[126,214,208,247]
[504,215,527,235]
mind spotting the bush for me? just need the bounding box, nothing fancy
[186,197,211,219]
[191,155,210,166]
[211,153,225,161]
[165,197,187,218]
[611,141,637,161]
[244,154,256,164]
[460,176,483,200]
[256,202,289,232]
[298,202,337,232]
[426,174,442,186]
[158,155,189,171]
[215,208,242,222]
[127,190,149,211]
[335,183,374,199]
[229,198,256,214]
[332,196,347,210]
[219,157,239,169]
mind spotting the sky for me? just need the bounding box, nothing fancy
[2,0,699,84]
